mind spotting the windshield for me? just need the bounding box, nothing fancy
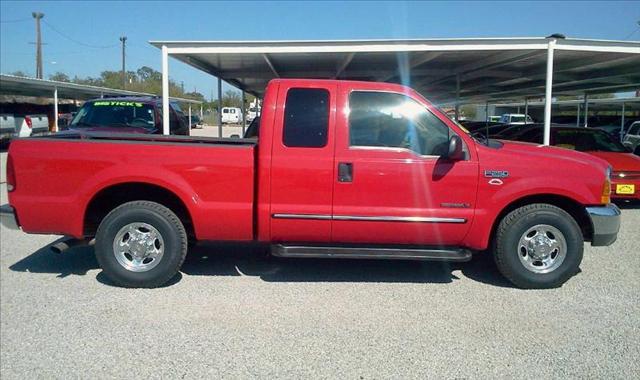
[510,116,525,123]
[555,129,628,152]
[70,101,156,130]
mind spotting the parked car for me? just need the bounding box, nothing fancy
[66,97,189,135]
[593,125,626,139]
[494,123,567,140]
[190,115,204,129]
[221,107,242,124]
[246,106,260,123]
[1,114,49,146]
[510,125,640,200]
[23,114,49,136]
[0,114,18,145]
[499,114,534,125]
[459,120,505,132]
[2,78,620,290]
[622,121,640,154]
[57,112,76,130]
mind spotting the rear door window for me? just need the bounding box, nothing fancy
[282,88,329,148]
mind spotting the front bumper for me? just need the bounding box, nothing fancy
[0,204,19,230]
[586,204,621,246]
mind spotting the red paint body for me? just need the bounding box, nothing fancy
[586,151,640,200]
[7,79,611,251]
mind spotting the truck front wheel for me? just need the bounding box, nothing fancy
[95,201,188,288]
[494,203,583,289]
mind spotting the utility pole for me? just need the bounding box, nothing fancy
[32,12,44,79]
[181,81,184,93]
[119,36,127,89]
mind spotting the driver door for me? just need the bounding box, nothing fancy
[331,83,479,246]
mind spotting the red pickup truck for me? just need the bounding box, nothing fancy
[1,79,621,289]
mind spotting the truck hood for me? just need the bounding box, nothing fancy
[583,151,640,172]
[494,139,609,168]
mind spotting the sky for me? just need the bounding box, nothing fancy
[1,0,639,98]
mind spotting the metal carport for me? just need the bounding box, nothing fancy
[150,36,640,144]
[0,74,203,132]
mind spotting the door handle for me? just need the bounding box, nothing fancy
[338,162,353,183]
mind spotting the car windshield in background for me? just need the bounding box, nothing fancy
[555,129,627,153]
[510,116,525,123]
[70,101,156,130]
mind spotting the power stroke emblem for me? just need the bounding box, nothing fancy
[484,170,509,178]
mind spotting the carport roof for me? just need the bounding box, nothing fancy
[150,37,640,103]
[0,74,202,104]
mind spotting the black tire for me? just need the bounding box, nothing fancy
[95,201,188,288]
[494,203,583,289]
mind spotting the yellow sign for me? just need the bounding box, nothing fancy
[616,184,635,195]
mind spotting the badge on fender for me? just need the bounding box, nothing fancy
[484,170,509,178]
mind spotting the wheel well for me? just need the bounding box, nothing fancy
[490,194,593,244]
[84,182,194,239]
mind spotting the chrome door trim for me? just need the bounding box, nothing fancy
[272,213,466,223]
[272,213,332,220]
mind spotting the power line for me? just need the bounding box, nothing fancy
[42,19,118,49]
[623,20,640,40]
[0,17,32,23]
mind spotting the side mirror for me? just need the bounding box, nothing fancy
[230,134,240,139]
[447,135,465,161]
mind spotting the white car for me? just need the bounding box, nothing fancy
[1,114,49,145]
[623,121,640,155]
[221,107,242,124]
[500,114,534,125]
[246,106,260,123]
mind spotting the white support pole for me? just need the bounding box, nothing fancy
[217,77,223,138]
[524,98,528,124]
[455,74,460,121]
[543,38,556,146]
[241,90,246,135]
[161,45,170,135]
[53,87,59,132]
[485,102,489,123]
[200,104,203,120]
[620,102,625,141]
[576,103,580,126]
[188,104,192,132]
[583,94,589,128]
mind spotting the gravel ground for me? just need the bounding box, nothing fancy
[1,152,639,378]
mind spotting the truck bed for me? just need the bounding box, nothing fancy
[8,133,256,241]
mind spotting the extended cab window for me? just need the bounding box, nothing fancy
[349,91,450,156]
[283,88,329,148]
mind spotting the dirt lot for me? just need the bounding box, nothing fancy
[1,149,639,378]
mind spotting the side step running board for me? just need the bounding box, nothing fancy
[272,244,472,262]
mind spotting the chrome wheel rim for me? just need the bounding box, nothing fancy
[113,222,164,272]
[517,224,567,274]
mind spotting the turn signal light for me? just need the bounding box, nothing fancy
[601,171,611,204]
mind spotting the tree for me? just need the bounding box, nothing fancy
[9,70,29,77]
[49,72,70,82]
[222,90,241,107]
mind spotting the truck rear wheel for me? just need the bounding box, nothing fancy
[95,201,188,288]
[494,203,583,289]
